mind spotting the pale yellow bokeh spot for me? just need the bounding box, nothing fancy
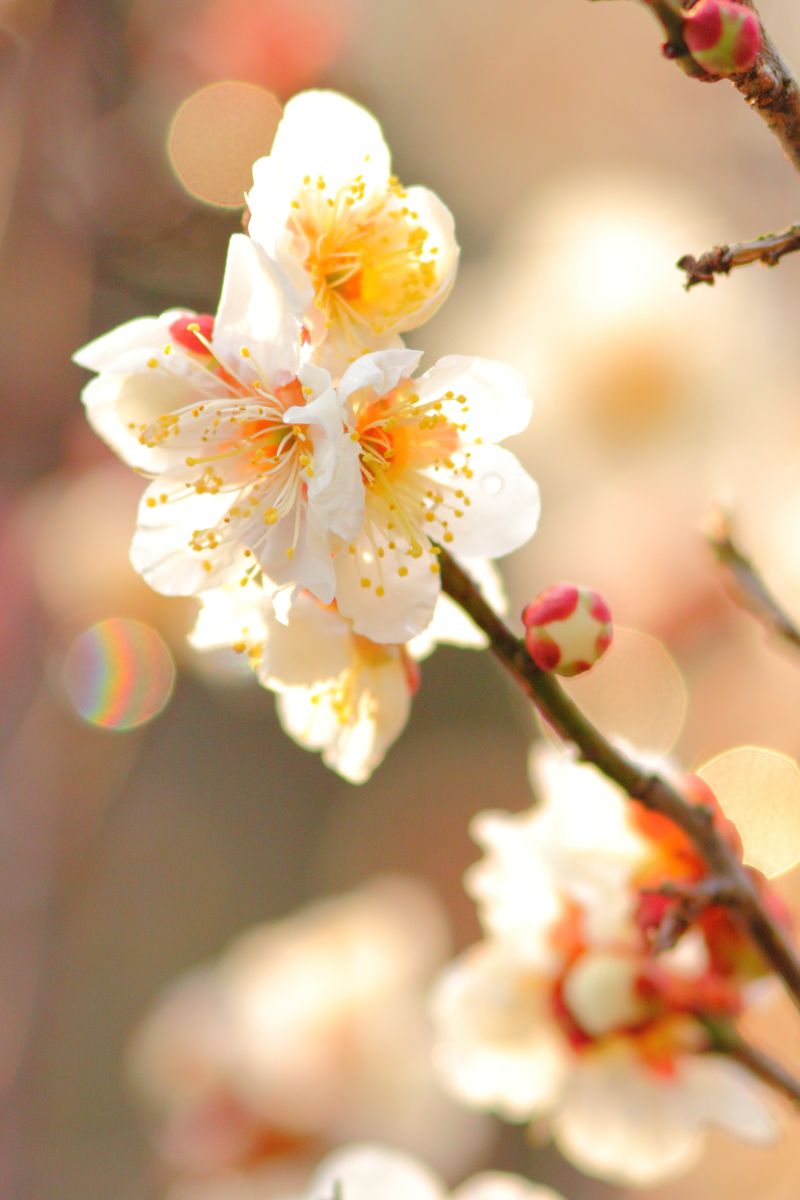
[553,627,687,755]
[168,81,281,207]
[698,746,800,878]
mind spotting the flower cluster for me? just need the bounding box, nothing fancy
[430,744,782,1186]
[74,90,539,782]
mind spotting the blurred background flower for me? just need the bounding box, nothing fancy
[4,1,800,1198]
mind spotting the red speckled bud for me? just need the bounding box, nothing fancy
[684,0,761,76]
[169,313,215,355]
[522,583,612,677]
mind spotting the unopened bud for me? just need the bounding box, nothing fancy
[683,0,761,77]
[522,583,612,677]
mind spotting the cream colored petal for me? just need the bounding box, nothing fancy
[213,234,304,381]
[306,1144,444,1200]
[553,1047,705,1186]
[453,1174,565,1200]
[414,356,531,446]
[430,943,568,1119]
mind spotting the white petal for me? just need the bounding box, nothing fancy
[676,1055,778,1142]
[430,943,568,1120]
[333,528,440,644]
[188,580,270,652]
[80,370,200,473]
[73,310,189,372]
[453,1174,564,1200]
[130,483,243,595]
[286,374,364,540]
[257,507,336,605]
[212,234,303,381]
[250,91,391,218]
[552,1047,732,1186]
[414,357,532,445]
[337,348,424,410]
[430,444,540,559]
[278,652,411,784]
[306,1144,444,1200]
[259,595,353,689]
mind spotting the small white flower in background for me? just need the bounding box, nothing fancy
[430,745,777,1187]
[247,91,459,375]
[333,348,539,643]
[74,234,361,601]
[164,1143,565,1200]
[128,878,490,1187]
[285,1144,565,1200]
[189,560,506,783]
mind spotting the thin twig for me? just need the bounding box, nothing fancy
[703,1020,800,1106]
[706,507,800,653]
[678,224,800,288]
[438,547,800,1016]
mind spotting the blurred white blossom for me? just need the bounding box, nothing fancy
[430,746,777,1185]
[247,91,458,375]
[129,877,490,1191]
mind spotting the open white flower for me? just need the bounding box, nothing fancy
[430,745,777,1186]
[291,1145,564,1200]
[247,91,458,374]
[74,234,361,601]
[333,348,539,642]
[189,560,505,783]
[129,879,489,1184]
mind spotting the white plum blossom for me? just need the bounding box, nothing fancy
[247,91,459,374]
[189,560,506,783]
[74,234,361,601]
[285,1145,565,1200]
[430,746,777,1187]
[129,878,490,1188]
[332,349,539,643]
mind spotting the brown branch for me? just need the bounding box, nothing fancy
[706,507,800,653]
[728,0,800,176]
[703,1021,800,1106]
[438,547,800,1016]
[637,1,800,173]
[678,223,800,288]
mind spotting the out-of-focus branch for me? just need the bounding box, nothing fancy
[706,507,800,653]
[678,224,800,287]
[704,1021,800,1106]
[438,547,800,1018]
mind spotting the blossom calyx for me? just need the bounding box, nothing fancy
[683,0,761,77]
[522,583,612,677]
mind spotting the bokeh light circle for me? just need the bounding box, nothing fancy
[698,745,800,878]
[168,81,281,207]
[555,627,687,755]
[62,618,176,731]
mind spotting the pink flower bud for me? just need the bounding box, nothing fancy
[683,0,761,76]
[522,583,612,677]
